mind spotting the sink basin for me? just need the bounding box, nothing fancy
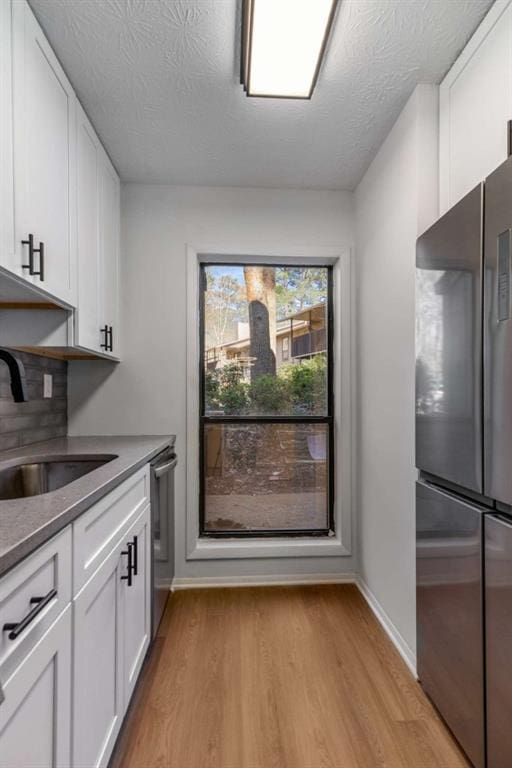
[0,455,117,500]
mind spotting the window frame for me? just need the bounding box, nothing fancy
[199,262,335,538]
[185,246,353,563]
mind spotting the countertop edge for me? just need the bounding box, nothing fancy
[0,436,174,579]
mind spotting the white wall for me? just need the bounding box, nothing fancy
[355,84,439,663]
[68,185,355,580]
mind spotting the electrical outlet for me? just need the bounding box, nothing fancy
[43,373,53,399]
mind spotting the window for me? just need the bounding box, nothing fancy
[200,264,334,537]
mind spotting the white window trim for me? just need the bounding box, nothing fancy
[186,244,354,560]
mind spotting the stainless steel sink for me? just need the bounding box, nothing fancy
[0,455,117,500]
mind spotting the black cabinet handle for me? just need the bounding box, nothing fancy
[32,241,44,281]
[3,588,57,641]
[100,325,113,352]
[131,535,138,576]
[21,233,34,274]
[21,235,44,281]
[121,543,133,586]
[100,325,109,350]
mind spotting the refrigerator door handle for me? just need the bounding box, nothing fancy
[497,229,511,323]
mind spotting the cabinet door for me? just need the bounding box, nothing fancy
[12,0,77,306]
[76,102,101,352]
[416,481,485,768]
[98,146,120,358]
[0,605,72,768]
[485,514,512,768]
[0,0,15,272]
[73,543,125,768]
[439,1,512,212]
[122,506,151,705]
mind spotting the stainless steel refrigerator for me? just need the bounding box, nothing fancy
[416,154,512,768]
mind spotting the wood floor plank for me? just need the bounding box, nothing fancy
[111,585,470,768]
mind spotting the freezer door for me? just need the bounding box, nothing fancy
[485,514,512,768]
[416,184,483,492]
[484,155,512,505]
[416,481,485,768]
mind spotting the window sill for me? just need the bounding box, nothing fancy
[187,535,351,560]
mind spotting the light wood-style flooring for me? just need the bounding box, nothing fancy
[111,585,469,768]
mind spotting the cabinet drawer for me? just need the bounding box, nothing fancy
[73,465,149,595]
[0,527,71,680]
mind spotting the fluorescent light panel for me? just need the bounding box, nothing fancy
[242,0,338,99]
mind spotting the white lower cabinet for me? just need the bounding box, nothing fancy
[72,539,125,768]
[0,605,72,768]
[123,508,151,704]
[0,468,153,768]
[73,503,151,768]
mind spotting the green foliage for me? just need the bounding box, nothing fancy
[205,355,327,415]
[280,355,327,415]
[275,267,328,318]
[248,374,290,414]
[205,363,248,414]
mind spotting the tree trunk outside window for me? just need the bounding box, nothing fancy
[243,266,276,380]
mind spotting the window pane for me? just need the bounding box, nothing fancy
[203,265,329,416]
[203,423,329,532]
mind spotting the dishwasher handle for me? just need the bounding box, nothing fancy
[153,456,177,479]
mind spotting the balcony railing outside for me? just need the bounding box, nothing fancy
[292,328,326,358]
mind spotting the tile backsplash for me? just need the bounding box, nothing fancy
[0,350,67,452]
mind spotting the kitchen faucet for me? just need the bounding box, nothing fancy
[0,349,28,402]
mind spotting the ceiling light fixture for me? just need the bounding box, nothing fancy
[241,0,339,100]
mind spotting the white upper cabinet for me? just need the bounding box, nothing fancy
[98,147,120,358]
[76,103,101,353]
[0,0,15,272]
[0,0,121,358]
[11,0,77,305]
[75,109,120,358]
[440,0,512,213]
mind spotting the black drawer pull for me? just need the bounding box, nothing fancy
[108,326,113,353]
[121,543,133,586]
[3,588,57,641]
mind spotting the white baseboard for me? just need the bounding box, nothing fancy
[356,577,417,678]
[172,572,357,590]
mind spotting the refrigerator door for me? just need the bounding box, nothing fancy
[485,513,512,768]
[416,183,483,492]
[484,154,512,506]
[416,481,485,768]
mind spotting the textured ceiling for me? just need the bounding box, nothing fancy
[29,0,493,190]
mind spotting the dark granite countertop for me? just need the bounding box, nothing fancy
[0,435,175,577]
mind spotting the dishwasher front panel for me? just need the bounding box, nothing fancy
[485,513,512,768]
[416,480,485,768]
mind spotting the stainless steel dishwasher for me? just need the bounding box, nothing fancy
[150,441,177,637]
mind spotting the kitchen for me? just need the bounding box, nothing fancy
[0,1,510,766]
